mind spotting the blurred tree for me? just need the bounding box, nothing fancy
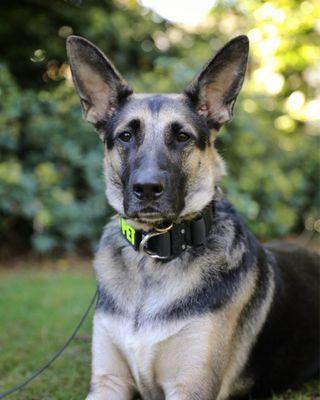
[0,0,173,88]
[0,0,319,255]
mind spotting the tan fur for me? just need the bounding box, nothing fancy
[180,142,225,219]
[86,182,270,400]
[88,245,273,400]
[217,264,275,399]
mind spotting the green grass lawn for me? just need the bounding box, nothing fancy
[0,264,319,400]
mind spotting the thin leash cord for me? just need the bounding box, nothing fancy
[0,289,98,399]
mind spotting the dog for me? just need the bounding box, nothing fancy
[66,35,320,400]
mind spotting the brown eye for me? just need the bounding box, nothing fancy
[177,132,190,142]
[118,131,132,142]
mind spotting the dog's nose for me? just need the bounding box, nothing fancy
[133,177,164,201]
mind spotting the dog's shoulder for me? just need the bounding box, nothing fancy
[203,198,262,268]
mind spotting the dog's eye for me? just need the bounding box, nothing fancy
[118,131,132,142]
[177,132,191,142]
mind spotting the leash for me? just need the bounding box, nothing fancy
[0,288,98,399]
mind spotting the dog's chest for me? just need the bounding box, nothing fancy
[95,239,214,400]
[100,313,189,399]
[95,245,204,397]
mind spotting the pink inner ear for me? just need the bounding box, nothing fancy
[77,63,115,123]
[196,60,243,126]
[197,88,231,126]
[197,104,208,117]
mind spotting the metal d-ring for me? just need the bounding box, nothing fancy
[139,222,173,259]
[139,231,167,259]
[154,222,173,233]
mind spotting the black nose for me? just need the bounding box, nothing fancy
[133,177,164,201]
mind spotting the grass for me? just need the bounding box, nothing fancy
[0,263,319,400]
[0,264,95,400]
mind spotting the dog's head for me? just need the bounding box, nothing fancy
[66,35,249,226]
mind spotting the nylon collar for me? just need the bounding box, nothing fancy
[119,201,215,261]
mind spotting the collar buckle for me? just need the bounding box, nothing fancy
[139,231,169,259]
[139,222,173,260]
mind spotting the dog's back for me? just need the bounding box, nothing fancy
[245,242,320,397]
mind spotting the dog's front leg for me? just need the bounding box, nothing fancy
[161,377,220,400]
[156,317,224,400]
[86,313,136,400]
[159,369,220,400]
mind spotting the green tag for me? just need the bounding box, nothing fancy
[119,217,136,246]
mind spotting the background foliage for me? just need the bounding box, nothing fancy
[0,0,319,255]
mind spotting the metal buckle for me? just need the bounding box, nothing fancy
[139,223,173,260]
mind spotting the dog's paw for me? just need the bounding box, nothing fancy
[86,394,110,400]
[85,392,110,400]
[85,394,100,400]
[86,392,134,400]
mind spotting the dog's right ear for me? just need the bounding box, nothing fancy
[66,36,133,126]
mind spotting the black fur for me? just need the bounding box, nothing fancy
[96,286,123,315]
[246,243,320,397]
[147,94,166,115]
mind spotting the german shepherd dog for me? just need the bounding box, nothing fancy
[66,35,319,400]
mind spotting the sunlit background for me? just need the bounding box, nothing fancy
[0,0,319,257]
[140,0,215,25]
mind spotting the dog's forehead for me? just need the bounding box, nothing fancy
[119,93,192,124]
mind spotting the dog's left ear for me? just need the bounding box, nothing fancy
[184,35,249,130]
[66,35,133,126]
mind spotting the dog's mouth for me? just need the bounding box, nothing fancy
[126,206,175,225]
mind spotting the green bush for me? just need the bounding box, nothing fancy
[0,64,108,253]
[0,0,319,254]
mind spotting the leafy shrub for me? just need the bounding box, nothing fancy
[0,64,108,253]
[0,0,319,254]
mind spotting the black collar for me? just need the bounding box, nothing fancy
[119,201,215,261]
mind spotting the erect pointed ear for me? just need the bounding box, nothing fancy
[66,35,133,126]
[184,35,249,131]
